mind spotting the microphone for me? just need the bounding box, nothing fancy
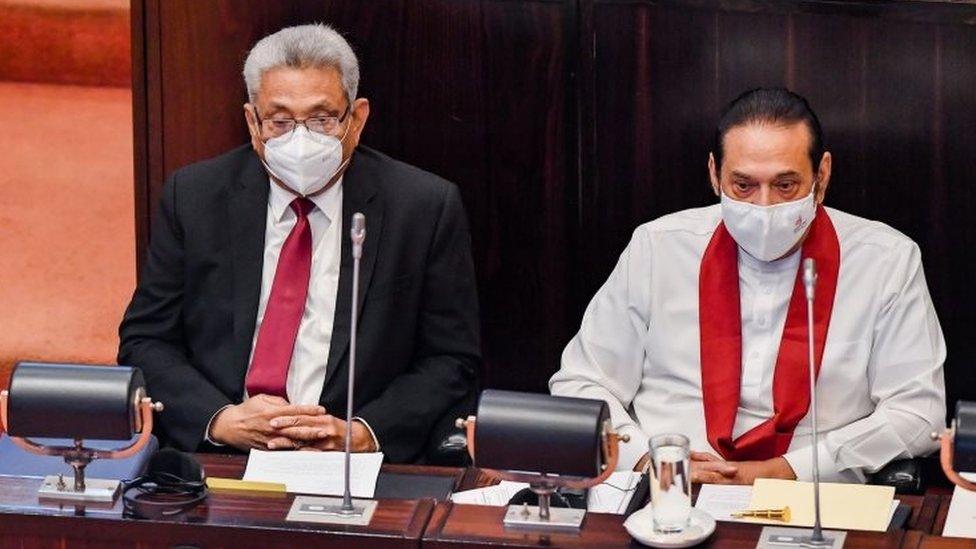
[760,258,843,547]
[803,258,817,301]
[351,213,365,260]
[288,212,376,524]
[340,212,366,515]
[803,258,826,543]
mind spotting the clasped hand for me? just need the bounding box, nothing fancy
[209,394,377,453]
[635,450,796,484]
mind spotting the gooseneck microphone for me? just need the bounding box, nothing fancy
[341,212,367,514]
[295,212,375,524]
[803,258,825,543]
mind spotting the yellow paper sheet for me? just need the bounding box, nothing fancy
[745,478,894,532]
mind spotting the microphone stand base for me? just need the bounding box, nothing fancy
[758,527,846,548]
[38,475,120,504]
[285,496,377,526]
[503,504,586,531]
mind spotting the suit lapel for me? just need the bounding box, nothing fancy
[230,153,270,398]
[323,153,383,391]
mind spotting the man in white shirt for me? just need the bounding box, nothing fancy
[550,88,946,484]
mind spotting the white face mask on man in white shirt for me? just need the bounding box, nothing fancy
[262,123,350,197]
[720,186,816,262]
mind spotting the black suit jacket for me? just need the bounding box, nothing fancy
[118,145,481,463]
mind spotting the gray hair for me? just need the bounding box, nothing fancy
[243,23,359,105]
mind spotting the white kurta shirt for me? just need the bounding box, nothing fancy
[550,204,946,482]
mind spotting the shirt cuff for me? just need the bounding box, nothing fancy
[352,416,381,452]
[204,404,234,447]
[782,441,864,483]
[616,424,650,471]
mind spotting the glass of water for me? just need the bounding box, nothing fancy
[649,433,691,534]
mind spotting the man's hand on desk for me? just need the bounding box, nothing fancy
[266,414,378,453]
[208,394,326,451]
[633,450,797,485]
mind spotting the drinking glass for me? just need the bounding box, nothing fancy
[649,433,691,533]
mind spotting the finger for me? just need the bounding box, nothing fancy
[268,404,327,419]
[255,394,290,405]
[275,425,334,441]
[692,470,733,484]
[690,451,723,462]
[268,415,306,429]
[266,436,300,450]
[694,461,738,476]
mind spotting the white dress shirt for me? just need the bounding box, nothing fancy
[550,204,946,482]
[207,178,379,448]
[247,179,343,405]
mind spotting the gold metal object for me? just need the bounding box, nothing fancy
[732,506,792,522]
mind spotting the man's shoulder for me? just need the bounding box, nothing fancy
[168,144,259,194]
[634,204,722,239]
[826,206,918,254]
[353,146,456,202]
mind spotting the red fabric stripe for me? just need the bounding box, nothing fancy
[699,205,840,461]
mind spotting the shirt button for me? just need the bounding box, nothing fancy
[757,317,768,327]
[762,285,773,295]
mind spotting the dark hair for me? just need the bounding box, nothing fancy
[713,88,825,172]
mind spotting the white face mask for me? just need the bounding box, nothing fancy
[262,125,348,196]
[720,187,816,262]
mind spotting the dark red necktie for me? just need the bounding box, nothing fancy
[245,197,315,399]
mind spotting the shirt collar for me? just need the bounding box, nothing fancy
[268,177,344,223]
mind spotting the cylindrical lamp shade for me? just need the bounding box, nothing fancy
[6,362,145,440]
[474,390,609,478]
[955,400,976,474]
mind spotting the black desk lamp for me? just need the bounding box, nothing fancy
[455,390,631,530]
[0,362,163,503]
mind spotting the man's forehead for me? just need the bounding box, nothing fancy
[721,122,813,169]
[255,65,346,110]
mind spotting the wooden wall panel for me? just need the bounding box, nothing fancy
[134,0,976,404]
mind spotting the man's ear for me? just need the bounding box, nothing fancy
[348,97,370,149]
[243,103,263,152]
[708,152,721,197]
[815,151,832,203]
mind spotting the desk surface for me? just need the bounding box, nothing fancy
[0,453,460,548]
[0,453,968,548]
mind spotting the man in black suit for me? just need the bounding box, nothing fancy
[118,24,480,463]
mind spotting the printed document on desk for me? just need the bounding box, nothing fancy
[242,450,383,498]
[943,474,976,539]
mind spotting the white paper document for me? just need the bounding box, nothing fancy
[242,450,384,498]
[587,471,643,514]
[694,484,753,521]
[694,483,899,528]
[450,471,642,515]
[943,484,976,538]
[450,481,529,506]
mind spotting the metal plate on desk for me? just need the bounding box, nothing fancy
[286,496,378,526]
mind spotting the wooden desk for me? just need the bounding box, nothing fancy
[0,453,462,548]
[903,530,976,548]
[427,472,937,548]
[423,502,908,548]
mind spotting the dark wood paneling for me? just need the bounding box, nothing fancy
[134,0,976,403]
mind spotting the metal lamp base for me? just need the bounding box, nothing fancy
[503,503,586,531]
[38,475,121,503]
[285,496,377,526]
[758,527,846,548]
